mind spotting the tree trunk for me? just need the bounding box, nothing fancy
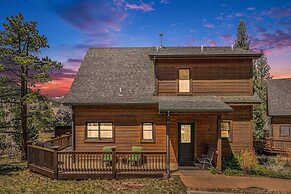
[20,65,28,161]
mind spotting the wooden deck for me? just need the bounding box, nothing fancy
[262,137,291,154]
[27,138,166,179]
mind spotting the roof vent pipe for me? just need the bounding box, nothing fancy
[231,45,234,51]
[159,33,164,48]
[156,46,159,51]
[119,87,123,97]
[201,45,204,52]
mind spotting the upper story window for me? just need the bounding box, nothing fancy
[280,125,291,137]
[178,69,190,93]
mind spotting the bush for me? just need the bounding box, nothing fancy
[237,149,258,173]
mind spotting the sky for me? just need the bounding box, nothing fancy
[0,0,290,97]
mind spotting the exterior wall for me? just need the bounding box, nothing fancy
[73,105,253,168]
[156,58,253,96]
[271,116,291,139]
[222,105,253,157]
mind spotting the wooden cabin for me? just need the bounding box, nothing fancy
[63,46,261,172]
[266,78,291,153]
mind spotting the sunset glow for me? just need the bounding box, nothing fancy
[1,0,290,97]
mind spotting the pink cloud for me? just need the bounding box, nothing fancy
[125,2,154,12]
[220,34,233,44]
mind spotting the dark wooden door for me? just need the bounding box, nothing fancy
[178,123,195,166]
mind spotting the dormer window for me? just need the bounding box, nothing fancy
[178,69,190,93]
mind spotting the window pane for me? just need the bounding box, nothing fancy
[142,123,153,140]
[143,130,153,140]
[100,123,112,130]
[100,123,113,138]
[280,126,290,137]
[181,124,191,143]
[179,69,189,80]
[221,121,230,138]
[87,123,98,130]
[179,80,190,92]
[87,130,98,138]
[100,130,113,138]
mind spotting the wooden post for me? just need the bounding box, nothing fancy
[216,115,222,173]
[112,147,117,179]
[26,141,33,168]
[52,146,60,179]
[166,111,170,178]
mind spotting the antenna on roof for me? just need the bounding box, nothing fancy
[231,45,234,51]
[119,87,123,97]
[159,33,164,48]
[201,45,204,52]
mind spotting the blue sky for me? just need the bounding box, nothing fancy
[0,0,290,96]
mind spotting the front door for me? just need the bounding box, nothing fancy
[178,123,195,166]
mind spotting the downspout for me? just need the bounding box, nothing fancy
[71,106,75,150]
[166,111,170,178]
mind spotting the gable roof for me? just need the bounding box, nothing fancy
[267,78,291,116]
[64,47,157,105]
[64,47,261,107]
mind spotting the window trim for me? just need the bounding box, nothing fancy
[279,125,291,137]
[178,68,191,94]
[221,120,233,142]
[84,122,115,143]
[141,122,155,143]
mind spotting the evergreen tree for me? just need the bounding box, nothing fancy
[0,14,61,160]
[234,20,250,50]
[253,51,272,140]
[234,21,271,142]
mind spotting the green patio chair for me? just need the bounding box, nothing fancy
[102,146,113,165]
[128,146,145,166]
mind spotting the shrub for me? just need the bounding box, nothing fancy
[237,149,258,173]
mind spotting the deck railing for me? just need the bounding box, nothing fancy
[263,137,291,153]
[45,134,72,150]
[28,145,166,180]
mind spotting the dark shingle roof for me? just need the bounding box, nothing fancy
[218,93,261,104]
[64,47,157,105]
[149,46,262,58]
[64,47,261,107]
[267,78,291,116]
[158,96,232,113]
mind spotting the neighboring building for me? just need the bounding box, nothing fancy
[64,46,261,170]
[266,78,291,153]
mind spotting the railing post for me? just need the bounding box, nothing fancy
[52,146,60,180]
[112,147,117,179]
[26,141,33,167]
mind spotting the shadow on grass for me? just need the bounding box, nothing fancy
[0,163,26,175]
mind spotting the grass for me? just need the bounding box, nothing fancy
[0,163,187,194]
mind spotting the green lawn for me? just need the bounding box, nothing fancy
[0,163,186,194]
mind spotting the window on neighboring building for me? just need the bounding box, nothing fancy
[178,69,190,93]
[86,122,113,140]
[280,125,291,137]
[221,120,232,141]
[142,122,154,142]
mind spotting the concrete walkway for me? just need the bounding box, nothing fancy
[173,170,291,192]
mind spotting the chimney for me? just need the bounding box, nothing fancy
[201,45,204,52]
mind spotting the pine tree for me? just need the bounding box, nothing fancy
[234,20,250,50]
[253,51,272,140]
[234,21,271,142]
[0,14,61,160]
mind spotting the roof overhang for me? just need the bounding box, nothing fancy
[149,54,262,60]
[158,96,233,113]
